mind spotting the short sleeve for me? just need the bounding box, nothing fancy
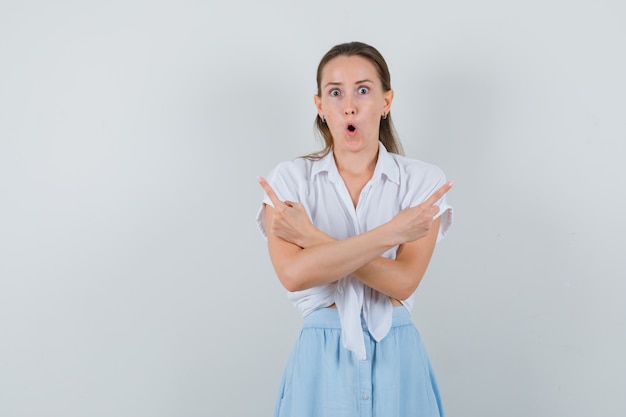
[434,191,453,243]
[256,161,302,240]
[404,163,453,243]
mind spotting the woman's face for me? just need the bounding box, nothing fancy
[315,55,393,155]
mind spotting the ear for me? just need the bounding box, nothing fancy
[383,89,394,114]
[314,94,323,119]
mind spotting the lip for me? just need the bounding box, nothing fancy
[346,122,357,136]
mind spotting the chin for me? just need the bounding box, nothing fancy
[338,138,376,153]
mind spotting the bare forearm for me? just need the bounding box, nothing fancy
[274,226,399,292]
[352,256,429,300]
[290,229,410,298]
[298,222,439,300]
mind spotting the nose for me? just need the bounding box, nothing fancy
[343,96,356,115]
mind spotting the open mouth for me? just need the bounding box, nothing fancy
[347,124,356,133]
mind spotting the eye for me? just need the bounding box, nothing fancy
[329,88,341,97]
[358,86,369,95]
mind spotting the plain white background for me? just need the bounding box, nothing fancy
[1,1,625,416]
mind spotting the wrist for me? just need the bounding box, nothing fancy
[376,221,403,247]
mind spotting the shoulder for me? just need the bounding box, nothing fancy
[388,153,454,240]
[267,157,314,182]
[270,157,312,173]
[390,153,447,185]
[257,158,313,238]
[263,157,316,201]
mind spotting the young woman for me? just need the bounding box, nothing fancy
[257,41,453,417]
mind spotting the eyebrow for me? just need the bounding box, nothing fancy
[323,79,375,88]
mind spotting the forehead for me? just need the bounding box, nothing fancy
[321,55,380,84]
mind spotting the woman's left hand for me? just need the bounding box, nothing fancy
[258,177,322,248]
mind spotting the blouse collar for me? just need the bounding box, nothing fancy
[311,141,400,185]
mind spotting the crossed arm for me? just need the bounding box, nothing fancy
[259,177,452,300]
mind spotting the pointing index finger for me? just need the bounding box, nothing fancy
[257,176,282,208]
[423,181,453,207]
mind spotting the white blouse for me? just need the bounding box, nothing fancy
[257,142,453,360]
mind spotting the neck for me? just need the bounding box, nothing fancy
[333,143,379,177]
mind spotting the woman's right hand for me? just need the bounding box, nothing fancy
[258,176,327,248]
[388,182,453,244]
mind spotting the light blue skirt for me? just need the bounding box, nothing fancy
[274,306,445,417]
